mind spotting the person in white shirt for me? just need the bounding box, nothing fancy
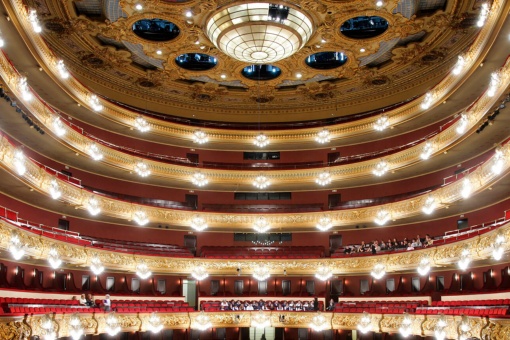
[79,294,87,305]
[103,294,111,311]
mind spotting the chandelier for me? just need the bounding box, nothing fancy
[373,114,389,131]
[371,263,386,280]
[398,313,413,338]
[206,3,314,64]
[315,171,332,186]
[477,3,489,27]
[253,216,270,233]
[487,72,500,97]
[28,9,42,33]
[372,159,389,176]
[253,265,270,281]
[193,311,212,331]
[491,148,505,175]
[86,196,101,216]
[191,172,208,187]
[251,311,271,328]
[40,313,57,340]
[434,314,447,340]
[134,115,150,132]
[9,233,25,260]
[68,313,84,340]
[12,149,27,176]
[90,256,105,275]
[56,60,69,79]
[18,77,32,101]
[133,210,149,226]
[492,234,505,260]
[315,129,331,144]
[192,130,209,144]
[310,312,328,332]
[148,312,163,334]
[49,179,62,200]
[88,143,103,161]
[191,266,209,281]
[420,141,434,160]
[134,161,151,177]
[48,248,62,269]
[190,214,208,231]
[374,209,390,226]
[136,262,152,279]
[315,266,333,281]
[254,133,270,147]
[452,55,466,75]
[456,114,468,134]
[422,195,436,215]
[316,215,333,231]
[89,94,103,111]
[52,117,66,137]
[417,257,431,276]
[459,315,471,340]
[421,91,434,110]
[357,312,372,334]
[253,174,270,189]
[458,249,471,270]
[105,312,121,336]
[460,178,472,198]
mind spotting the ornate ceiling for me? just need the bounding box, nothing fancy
[32,0,482,122]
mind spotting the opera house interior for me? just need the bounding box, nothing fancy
[0,0,510,338]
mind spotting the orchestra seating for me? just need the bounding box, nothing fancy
[199,246,325,259]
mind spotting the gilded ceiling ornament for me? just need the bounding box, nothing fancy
[299,82,336,101]
[189,83,228,102]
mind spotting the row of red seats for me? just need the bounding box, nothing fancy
[415,308,508,316]
[111,302,188,308]
[431,299,510,306]
[200,246,325,259]
[116,307,194,313]
[108,299,186,304]
[0,297,79,305]
[6,307,101,315]
[335,301,427,309]
[336,307,411,314]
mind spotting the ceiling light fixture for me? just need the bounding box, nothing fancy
[193,311,212,331]
[372,159,389,176]
[133,210,149,226]
[316,215,333,231]
[487,72,500,97]
[452,55,466,75]
[421,92,433,109]
[190,214,208,231]
[315,171,332,186]
[88,143,103,161]
[251,310,271,328]
[422,196,436,215]
[18,77,32,101]
[86,196,101,216]
[12,149,27,176]
[374,209,390,226]
[477,3,489,27]
[192,130,209,144]
[68,313,84,340]
[136,262,152,279]
[310,312,328,332]
[371,263,386,279]
[148,312,163,334]
[253,133,270,147]
[9,233,25,260]
[458,249,471,270]
[134,115,150,132]
[315,129,331,144]
[315,267,333,281]
[191,172,208,187]
[253,216,270,233]
[89,95,103,111]
[49,179,62,200]
[420,141,434,160]
[105,312,121,336]
[56,60,69,79]
[373,114,389,131]
[28,9,42,33]
[399,313,413,338]
[253,265,270,281]
[48,248,62,269]
[357,312,372,334]
[375,1,384,7]
[253,174,270,189]
[134,161,151,177]
[206,3,313,64]
[417,257,431,276]
[191,266,209,281]
[456,114,468,134]
[90,256,105,275]
[52,117,66,137]
[492,234,505,261]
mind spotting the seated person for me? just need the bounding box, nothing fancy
[303,301,310,311]
[220,300,229,311]
[288,301,295,311]
[251,302,259,310]
[424,234,434,247]
[103,294,111,312]
[79,294,87,305]
[327,298,335,311]
[282,302,289,310]
[295,301,302,311]
[276,302,284,311]
[85,294,95,307]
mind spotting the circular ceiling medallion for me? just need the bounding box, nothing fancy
[175,53,218,71]
[242,64,281,81]
[206,3,314,63]
[305,52,348,70]
[132,19,180,42]
[340,16,389,39]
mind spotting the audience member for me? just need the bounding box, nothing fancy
[79,294,87,305]
[103,294,111,312]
